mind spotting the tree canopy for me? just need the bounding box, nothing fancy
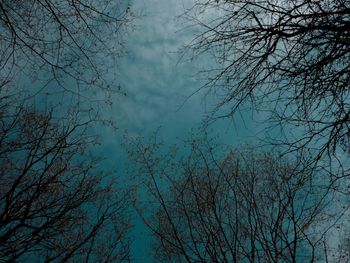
[0,0,131,100]
[126,134,347,262]
[185,0,350,171]
[0,101,131,262]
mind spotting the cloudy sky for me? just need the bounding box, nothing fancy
[108,0,260,149]
[3,0,348,261]
[99,0,261,261]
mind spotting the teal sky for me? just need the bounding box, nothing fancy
[3,1,349,261]
[99,0,262,261]
[107,0,261,151]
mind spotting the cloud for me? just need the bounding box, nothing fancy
[111,0,205,136]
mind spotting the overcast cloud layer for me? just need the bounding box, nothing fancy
[100,1,261,261]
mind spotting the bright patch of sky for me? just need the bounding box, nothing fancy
[107,0,261,147]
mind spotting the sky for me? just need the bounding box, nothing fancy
[102,0,261,261]
[2,0,349,261]
[106,0,261,155]
[3,0,349,261]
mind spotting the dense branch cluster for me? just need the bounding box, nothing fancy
[0,103,130,262]
[0,102,129,262]
[0,0,131,98]
[126,135,349,262]
[0,1,132,261]
[187,0,350,162]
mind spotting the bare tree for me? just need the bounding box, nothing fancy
[183,0,350,174]
[0,99,131,262]
[0,0,131,101]
[0,2,134,261]
[126,133,342,262]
